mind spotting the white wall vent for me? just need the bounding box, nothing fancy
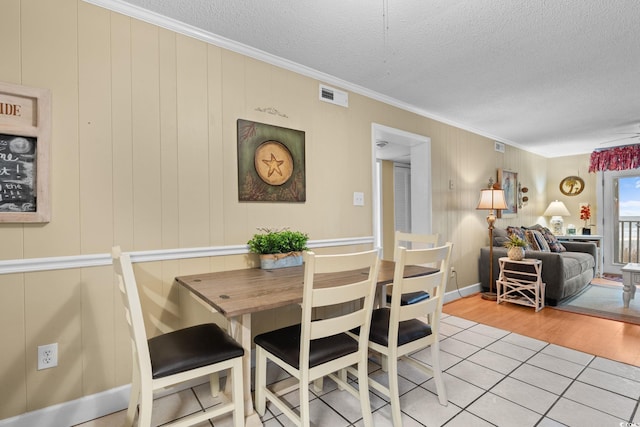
[319,84,348,107]
[494,141,505,153]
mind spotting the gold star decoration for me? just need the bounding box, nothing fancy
[262,153,284,177]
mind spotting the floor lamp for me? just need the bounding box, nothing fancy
[477,182,507,300]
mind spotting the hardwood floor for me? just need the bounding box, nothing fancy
[443,283,640,367]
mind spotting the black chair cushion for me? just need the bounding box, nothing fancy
[148,323,244,379]
[254,323,358,369]
[366,307,432,347]
[386,291,430,306]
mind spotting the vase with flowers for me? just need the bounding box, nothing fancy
[580,204,592,235]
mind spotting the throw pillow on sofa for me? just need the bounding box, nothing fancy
[493,227,510,246]
[524,229,551,252]
[506,226,531,249]
[533,230,551,251]
[529,224,566,252]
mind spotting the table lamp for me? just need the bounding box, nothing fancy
[477,180,508,300]
[544,200,570,235]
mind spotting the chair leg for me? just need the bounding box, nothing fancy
[299,376,311,427]
[125,366,141,427]
[431,343,448,406]
[209,372,220,397]
[387,354,402,427]
[357,359,373,427]
[137,388,153,427]
[313,377,324,393]
[380,353,389,372]
[337,368,347,391]
[231,360,245,427]
[254,346,267,416]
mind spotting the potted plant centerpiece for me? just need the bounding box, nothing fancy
[247,227,309,269]
[504,234,527,261]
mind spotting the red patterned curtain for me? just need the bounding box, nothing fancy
[589,144,640,172]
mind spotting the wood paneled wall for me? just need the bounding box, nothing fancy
[0,0,582,419]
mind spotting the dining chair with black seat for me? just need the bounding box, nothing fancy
[111,246,245,427]
[355,242,452,427]
[253,249,380,427]
[386,231,440,307]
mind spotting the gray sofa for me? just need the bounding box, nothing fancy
[479,227,597,306]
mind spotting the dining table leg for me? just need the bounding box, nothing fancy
[230,313,263,427]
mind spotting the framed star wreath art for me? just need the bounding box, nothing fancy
[237,119,306,202]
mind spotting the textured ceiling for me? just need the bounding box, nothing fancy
[91,0,640,158]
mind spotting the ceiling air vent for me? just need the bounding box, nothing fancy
[494,141,505,153]
[319,84,348,107]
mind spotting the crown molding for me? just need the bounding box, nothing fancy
[81,0,527,155]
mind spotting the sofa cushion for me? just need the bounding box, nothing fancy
[493,227,510,246]
[532,230,551,252]
[523,230,539,250]
[560,251,595,279]
[529,225,566,252]
[506,226,531,249]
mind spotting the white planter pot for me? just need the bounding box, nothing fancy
[507,247,525,261]
[259,252,303,269]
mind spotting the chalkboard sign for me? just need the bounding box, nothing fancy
[0,81,50,222]
[0,133,38,212]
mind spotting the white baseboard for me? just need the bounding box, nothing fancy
[444,282,481,304]
[0,282,481,427]
[0,385,130,427]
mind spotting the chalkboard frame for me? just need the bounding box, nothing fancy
[0,81,51,223]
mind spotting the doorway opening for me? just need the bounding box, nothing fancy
[601,170,640,274]
[371,123,432,260]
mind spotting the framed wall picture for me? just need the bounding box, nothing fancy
[0,81,51,222]
[497,168,517,218]
[237,119,305,202]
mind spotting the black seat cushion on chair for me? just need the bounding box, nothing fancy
[367,308,432,347]
[254,323,358,369]
[386,291,430,306]
[148,323,244,379]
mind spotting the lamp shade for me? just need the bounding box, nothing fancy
[476,189,508,210]
[543,200,570,216]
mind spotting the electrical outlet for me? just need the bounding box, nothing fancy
[38,343,58,370]
[353,192,365,206]
[450,267,456,278]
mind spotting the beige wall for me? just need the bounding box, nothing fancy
[0,0,590,419]
[546,154,598,233]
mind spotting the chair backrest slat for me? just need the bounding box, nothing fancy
[311,279,372,307]
[394,231,439,261]
[389,243,453,339]
[400,271,444,295]
[300,250,380,367]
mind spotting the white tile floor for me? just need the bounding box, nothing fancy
[77,314,640,426]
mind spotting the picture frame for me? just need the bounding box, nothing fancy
[497,168,517,218]
[0,81,51,222]
[237,119,305,202]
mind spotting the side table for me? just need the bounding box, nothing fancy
[621,263,639,308]
[496,257,545,312]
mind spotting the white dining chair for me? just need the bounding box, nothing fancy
[253,249,380,427]
[386,231,440,306]
[358,242,453,426]
[112,246,245,427]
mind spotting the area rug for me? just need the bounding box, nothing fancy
[602,273,623,283]
[554,283,640,325]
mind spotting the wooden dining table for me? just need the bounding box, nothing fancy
[175,259,435,426]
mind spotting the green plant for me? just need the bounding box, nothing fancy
[247,228,309,254]
[503,234,527,248]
